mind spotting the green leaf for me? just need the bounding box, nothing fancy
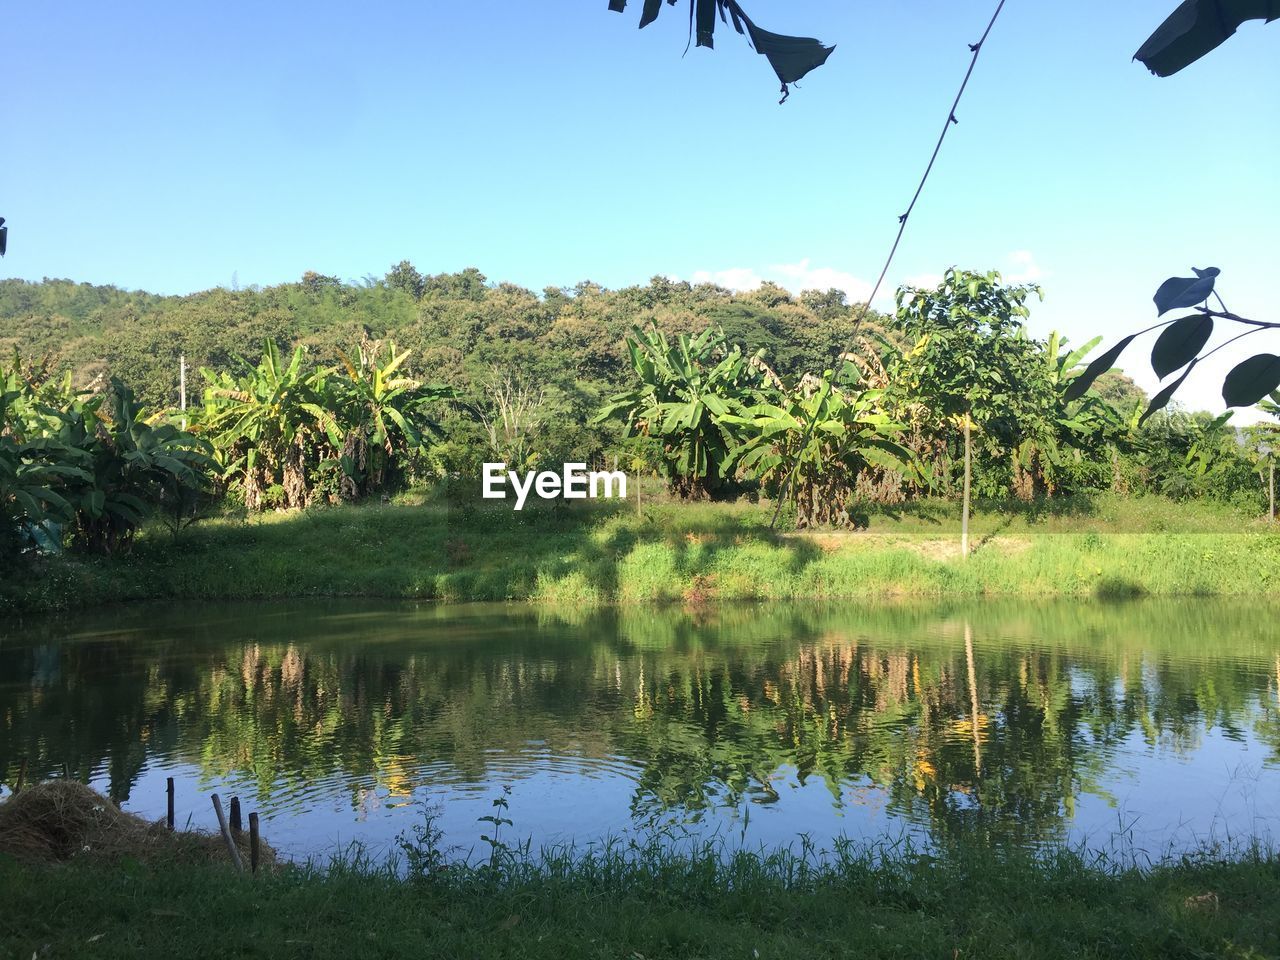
[1223,354,1280,408]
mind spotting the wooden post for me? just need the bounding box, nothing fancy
[230,796,242,834]
[179,354,187,431]
[211,794,244,872]
[166,777,175,831]
[15,756,27,793]
[249,813,261,874]
[1270,460,1275,523]
[62,762,70,780]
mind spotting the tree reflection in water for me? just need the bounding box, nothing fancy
[2,600,1278,850]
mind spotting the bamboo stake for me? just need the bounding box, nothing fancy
[211,794,244,872]
[249,813,261,874]
[166,777,175,831]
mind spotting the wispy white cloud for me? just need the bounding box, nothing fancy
[1004,250,1045,285]
[686,267,767,291]
[678,258,887,307]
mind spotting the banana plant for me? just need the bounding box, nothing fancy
[1249,391,1280,520]
[48,380,217,554]
[331,341,451,499]
[593,326,766,498]
[198,341,338,510]
[728,373,918,528]
[1012,332,1134,498]
[0,375,89,563]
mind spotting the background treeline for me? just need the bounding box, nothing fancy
[1,265,1275,552]
[0,267,874,466]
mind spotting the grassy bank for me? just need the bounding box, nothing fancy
[5,490,1278,613]
[3,838,1279,959]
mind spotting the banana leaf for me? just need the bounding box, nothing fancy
[1135,0,1277,76]
[609,0,835,101]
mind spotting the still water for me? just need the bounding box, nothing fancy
[2,600,1278,861]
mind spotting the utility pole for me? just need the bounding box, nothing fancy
[179,354,187,430]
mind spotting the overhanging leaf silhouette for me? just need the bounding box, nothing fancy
[1153,267,1219,315]
[1222,353,1280,407]
[1135,0,1278,76]
[608,0,836,102]
[1064,335,1136,402]
[1141,361,1198,425]
[1151,315,1214,378]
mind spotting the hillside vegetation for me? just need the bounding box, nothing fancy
[3,267,1277,598]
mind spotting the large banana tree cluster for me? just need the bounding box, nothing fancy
[729,372,918,528]
[593,326,769,499]
[2,357,216,560]
[596,326,917,520]
[198,340,451,510]
[597,304,1144,529]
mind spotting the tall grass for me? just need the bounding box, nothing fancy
[2,826,1278,959]
[4,490,1277,613]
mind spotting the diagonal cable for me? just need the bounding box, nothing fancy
[768,0,1010,529]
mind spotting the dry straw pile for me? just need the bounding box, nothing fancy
[0,780,273,868]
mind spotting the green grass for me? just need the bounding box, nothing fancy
[5,489,1278,613]
[2,836,1278,959]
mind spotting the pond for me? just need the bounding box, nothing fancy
[2,600,1279,863]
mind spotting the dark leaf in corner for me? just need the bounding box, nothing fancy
[1135,0,1278,77]
[1222,354,1280,407]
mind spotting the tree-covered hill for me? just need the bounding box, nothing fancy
[0,266,885,414]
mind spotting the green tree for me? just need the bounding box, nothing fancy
[384,260,425,301]
[892,269,1046,555]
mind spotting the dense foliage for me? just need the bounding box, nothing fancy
[2,265,1275,562]
[198,340,451,510]
[1,357,215,562]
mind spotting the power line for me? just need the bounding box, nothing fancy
[769,0,1010,530]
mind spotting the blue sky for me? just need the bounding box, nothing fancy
[5,2,1278,414]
